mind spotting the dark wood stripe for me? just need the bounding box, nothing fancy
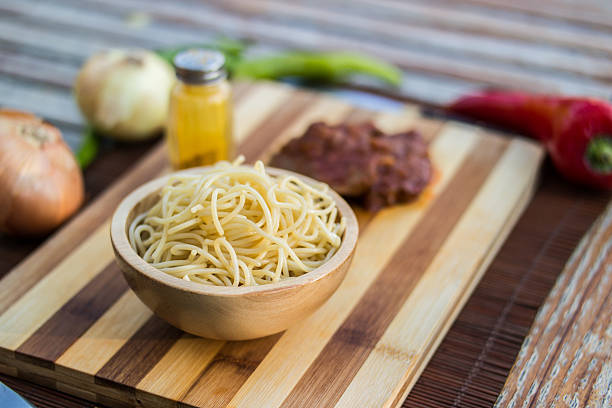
[239,89,318,162]
[0,83,251,316]
[181,333,283,407]
[95,316,183,388]
[282,134,508,407]
[16,263,127,363]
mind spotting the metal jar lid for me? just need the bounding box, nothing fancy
[173,49,226,84]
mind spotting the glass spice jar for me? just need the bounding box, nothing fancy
[166,49,233,169]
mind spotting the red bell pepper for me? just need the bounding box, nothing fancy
[448,91,612,190]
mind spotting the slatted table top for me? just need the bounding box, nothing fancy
[0,1,611,407]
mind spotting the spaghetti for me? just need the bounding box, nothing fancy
[128,158,346,286]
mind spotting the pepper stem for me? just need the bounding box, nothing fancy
[586,136,612,173]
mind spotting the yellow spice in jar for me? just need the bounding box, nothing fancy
[166,49,233,169]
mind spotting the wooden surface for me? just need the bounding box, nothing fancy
[1,0,612,124]
[497,201,612,407]
[0,81,542,407]
[0,0,611,407]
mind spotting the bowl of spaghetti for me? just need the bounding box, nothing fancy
[111,158,358,340]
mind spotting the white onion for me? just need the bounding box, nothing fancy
[74,49,175,141]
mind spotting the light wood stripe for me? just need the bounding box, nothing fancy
[16,263,127,363]
[282,131,507,408]
[0,221,113,350]
[372,107,420,134]
[228,122,481,408]
[56,291,152,375]
[344,108,374,123]
[135,335,224,401]
[335,139,543,408]
[239,89,317,162]
[233,81,294,144]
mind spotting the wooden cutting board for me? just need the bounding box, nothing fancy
[0,81,543,408]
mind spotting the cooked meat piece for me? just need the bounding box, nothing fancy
[269,121,432,211]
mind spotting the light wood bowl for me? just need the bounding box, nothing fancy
[111,167,358,341]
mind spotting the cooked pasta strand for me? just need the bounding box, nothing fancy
[129,158,345,286]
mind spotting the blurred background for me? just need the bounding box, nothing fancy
[2,0,612,152]
[1,1,612,407]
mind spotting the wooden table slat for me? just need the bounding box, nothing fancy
[346,0,612,57]
[10,0,607,99]
[212,0,612,81]
[432,0,612,30]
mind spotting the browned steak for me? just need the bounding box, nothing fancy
[269,121,432,211]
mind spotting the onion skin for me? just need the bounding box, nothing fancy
[74,49,175,141]
[0,110,84,236]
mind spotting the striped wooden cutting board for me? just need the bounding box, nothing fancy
[0,81,543,408]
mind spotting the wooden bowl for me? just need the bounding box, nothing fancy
[110,167,358,341]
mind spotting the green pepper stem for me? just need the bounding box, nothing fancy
[586,136,612,173]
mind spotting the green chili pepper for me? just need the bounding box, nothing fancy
[232,51,402,86]
[75,126,99,169]
[157,40,401,87]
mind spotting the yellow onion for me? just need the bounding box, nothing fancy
[74,49,175,141]
[0,110,84,236]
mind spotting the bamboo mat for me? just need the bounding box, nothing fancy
[0,0,611,406]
